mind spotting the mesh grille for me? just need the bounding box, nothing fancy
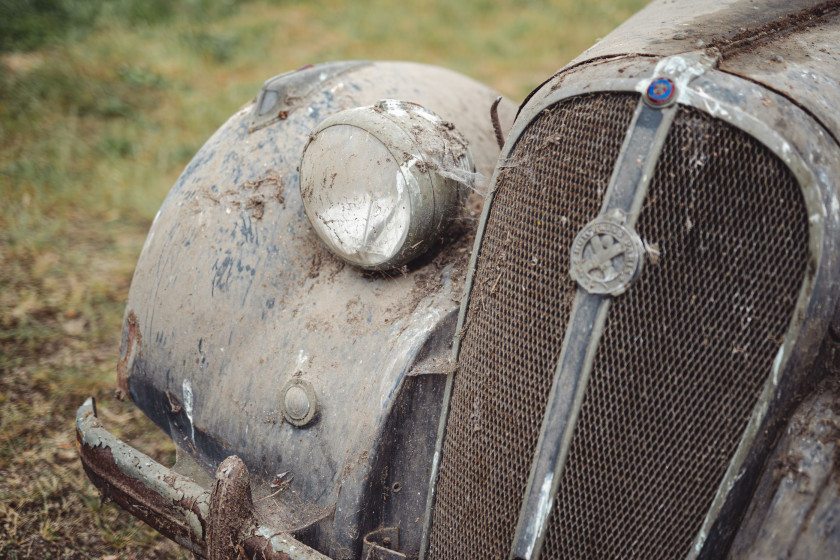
[542,106,809,558]
[427,93,638,559]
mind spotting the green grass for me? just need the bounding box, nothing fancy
[0,0,647,557]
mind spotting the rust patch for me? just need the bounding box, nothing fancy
[166,390,184,413]
[115,310,141,401]
[242,534,292,560]
[76,441,205,556]
[77,399,331,559]
[208,456,257,560]
[242,529,333,560]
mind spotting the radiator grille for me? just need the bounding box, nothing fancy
[426,93,638,559]
[541,106,809,558]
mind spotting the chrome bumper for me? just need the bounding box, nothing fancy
[75,397,331,560]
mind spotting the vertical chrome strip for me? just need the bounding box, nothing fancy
[510,99,677,560]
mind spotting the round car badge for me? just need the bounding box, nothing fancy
[645,77,676,107]
[570,215,645,296]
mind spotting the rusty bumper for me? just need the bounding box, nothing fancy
[75,397,331,560]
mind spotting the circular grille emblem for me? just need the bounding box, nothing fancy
[570,216,644,296]
[645,77,676,107]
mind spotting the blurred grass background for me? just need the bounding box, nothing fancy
[0,0,646,557]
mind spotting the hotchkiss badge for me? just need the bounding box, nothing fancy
[570,213,645,296]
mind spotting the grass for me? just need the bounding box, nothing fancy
[0,0,647,557]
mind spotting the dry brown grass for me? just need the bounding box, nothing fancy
[0,223,187,559]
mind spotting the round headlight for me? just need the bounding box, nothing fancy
[299,100,473,270]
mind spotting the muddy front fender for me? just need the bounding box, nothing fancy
[102,61,516,559]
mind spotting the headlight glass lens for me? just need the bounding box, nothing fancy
[300,125,411,267]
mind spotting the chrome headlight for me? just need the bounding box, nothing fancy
[300,99,473,270]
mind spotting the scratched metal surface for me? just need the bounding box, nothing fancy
[118,61,514,557]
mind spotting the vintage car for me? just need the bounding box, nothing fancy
[76,0,840,558]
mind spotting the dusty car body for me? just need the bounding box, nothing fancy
[77,0,840,558]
